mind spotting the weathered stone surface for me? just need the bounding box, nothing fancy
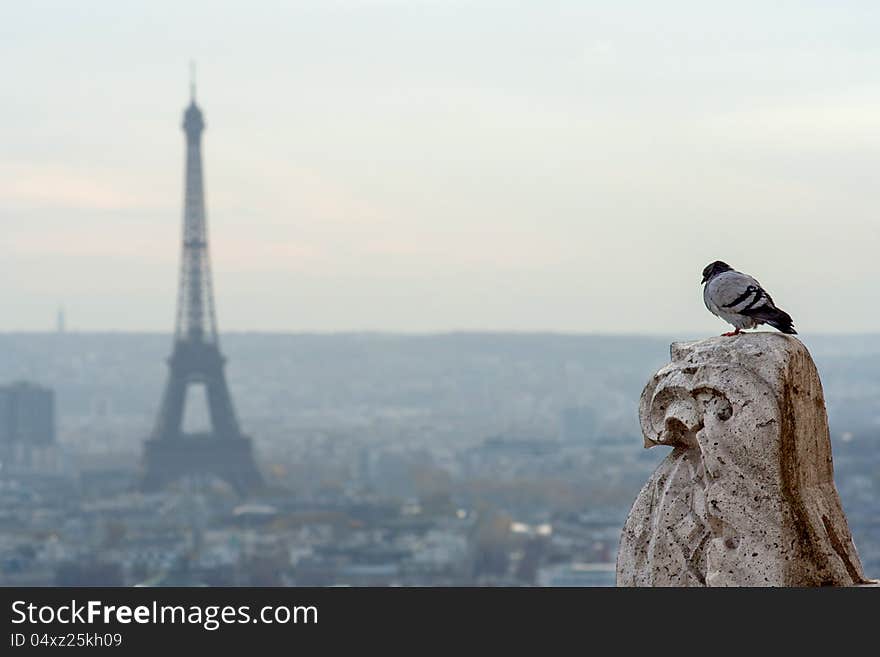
[616,333,866,587]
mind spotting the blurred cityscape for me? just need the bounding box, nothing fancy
[0,332,877,586]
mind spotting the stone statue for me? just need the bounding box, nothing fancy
[617,333,866,587]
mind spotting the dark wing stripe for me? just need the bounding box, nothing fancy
[742,288,768,311]
[722,286,757,309]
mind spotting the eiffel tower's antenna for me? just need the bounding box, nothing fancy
[189,60,196,102]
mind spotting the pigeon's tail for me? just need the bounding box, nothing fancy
[768,317,797,335]
[751,307,797,335]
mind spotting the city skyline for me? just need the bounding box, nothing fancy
[3,2,880,334]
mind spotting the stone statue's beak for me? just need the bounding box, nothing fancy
[645,393,702,448]
[659,414,700,447]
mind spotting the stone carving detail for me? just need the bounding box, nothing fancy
[617,333,866,587]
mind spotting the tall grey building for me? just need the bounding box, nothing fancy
[0,382,55,447]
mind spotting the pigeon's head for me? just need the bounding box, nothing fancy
[701,261,732,284]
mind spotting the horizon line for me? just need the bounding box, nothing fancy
[2,329,879,338]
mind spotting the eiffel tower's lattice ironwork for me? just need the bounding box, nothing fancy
[142,81,262,494]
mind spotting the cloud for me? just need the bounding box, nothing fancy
[700,94,880,149]
[0,163,153,211]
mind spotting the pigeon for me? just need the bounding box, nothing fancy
[701,261,797,336]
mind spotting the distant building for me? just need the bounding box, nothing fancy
[536,562,616,587]
[0,382,55,447]
[461,436,561,479]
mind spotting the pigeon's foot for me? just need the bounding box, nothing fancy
[721,329,742,337]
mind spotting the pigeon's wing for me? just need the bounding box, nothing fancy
[705,270,766,314]
[708,270,797,334]
[738,286,797,334]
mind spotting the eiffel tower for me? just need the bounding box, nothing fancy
[141,78,262,494]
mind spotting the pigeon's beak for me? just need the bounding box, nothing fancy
[701,273,708,284]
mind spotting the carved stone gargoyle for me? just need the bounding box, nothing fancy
[616,333,866,586]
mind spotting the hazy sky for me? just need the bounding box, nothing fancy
[2,1,879,333]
